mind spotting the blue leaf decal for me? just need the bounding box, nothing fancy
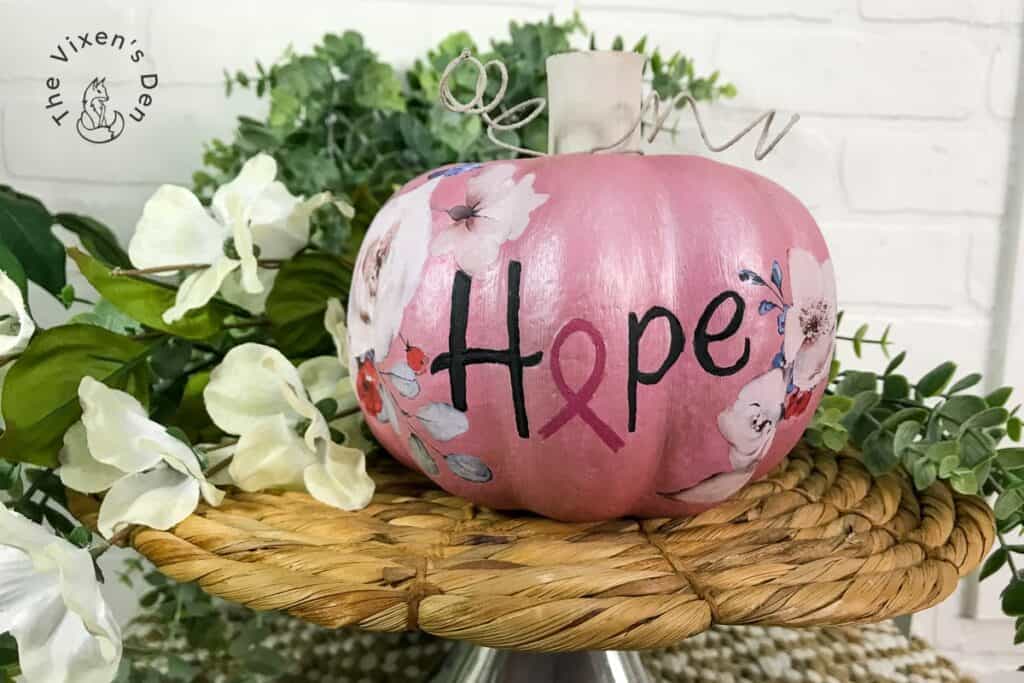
[445,454,493,483]
[428,163,482,179]
[771,260,783,288]
[758,300,777,315]
[776,307,787,335]
[738,269,766,285]
[408,434,439,476]
[771,351,786,369]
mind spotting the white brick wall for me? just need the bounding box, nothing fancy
[1,0,1022,673]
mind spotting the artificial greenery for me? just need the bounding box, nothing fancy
[0,15,741,681]
[196,13,734,261]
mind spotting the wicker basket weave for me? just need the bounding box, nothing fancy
[72,443,994,652]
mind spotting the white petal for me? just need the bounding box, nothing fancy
[0,269,34,355]
[129,185,226,269]
[15,590,120,683]
[229,200,263,295]
[204,343,306,436]
[279,379,329,450]
[229,414,316,492]
[58,422,125,494]
[219,267,276,315]
[98,467,200,538]
[787,248,825,308]
[298,356,347,405]
[162,256,240,324]
[0,545,53,635]
[211,154,278,225]
[661,465,756,505]
[0,505,62,553]
[78,377,162,474]
[324,298,350,365]
[249,185,318,261]
[158,444,224,508]
[303,442,374,511]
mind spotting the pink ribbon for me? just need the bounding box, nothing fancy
[539,318,625,452]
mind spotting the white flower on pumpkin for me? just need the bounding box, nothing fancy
[203,343,374,510]
[0,269,34,356]
[348,177,440,361]
[128,153,328,323]
[783,248,837,391]
[58,377,224,539]
[0,505,121,683]
[430,164,548,276]
[661,369,785,505]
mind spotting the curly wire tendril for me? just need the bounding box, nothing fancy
[438,50,799,160]
[439,49,547,157]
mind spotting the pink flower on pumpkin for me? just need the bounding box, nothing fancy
[783,248,837,392]
[661,369,785,504]
[431,164,548,276]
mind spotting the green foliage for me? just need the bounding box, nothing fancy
[69,248,235,340]
[0,185,66,297]
[265,253,350,356]
[55,213,132,269]
[0,325,154,466]
[201,15,734,257]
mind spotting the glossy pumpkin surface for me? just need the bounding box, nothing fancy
[347,153,836,521]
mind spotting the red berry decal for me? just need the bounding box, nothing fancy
[406,345,428,374]
[356,358,383,416]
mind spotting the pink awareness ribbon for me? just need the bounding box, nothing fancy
[538,318,625,452]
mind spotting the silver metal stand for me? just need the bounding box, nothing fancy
[430,642,652,683]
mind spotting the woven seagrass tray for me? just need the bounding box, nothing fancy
[72,443,994,652]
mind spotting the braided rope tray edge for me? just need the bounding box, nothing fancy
[71,443,995,652]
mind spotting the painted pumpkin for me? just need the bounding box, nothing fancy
[347,153,836,521]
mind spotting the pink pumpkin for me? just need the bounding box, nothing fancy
[347,153,836,521]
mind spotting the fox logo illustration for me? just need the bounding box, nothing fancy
[75,77,125,143]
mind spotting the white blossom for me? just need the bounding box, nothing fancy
[203,344,374,510]
[59,377,224,538]
[128,154,328,323]
[0,505,121,683]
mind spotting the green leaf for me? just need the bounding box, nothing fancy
[70,299,142,335]
[998,447,1024,470]
[1002,579,1024,616]
[0,185,65,296]
[69,247,232,340]
[67,525,92,548]
[861,430,897,475]
[354,62,406,112]
[882,374,910,400]
[880,407,928,431]
[54,213,131,268]
[1009,416,1022,442]
[821,426,848,451]
[150,339,192,379]
[0,324,154,466]
[836,371,877,397]
[911,459,937,490]
[840,390,880,431]
[961,407,1009,433]
[939,395,988,426]
[884,350,906,376]
[852,323,868,358]
[265,252,349,355]
[0,241,27,299]
[960,428,996,468]
[979,547,1007,581]
[893,420,921,456]
[986,386,1013,407]
[917,361,957,397]
[949,469,979,495]
[925,439,959,463]
[995,487,1024,520]
[947,373,982,394]
[938,454,959,478]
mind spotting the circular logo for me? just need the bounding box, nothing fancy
[43,32,159,145]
